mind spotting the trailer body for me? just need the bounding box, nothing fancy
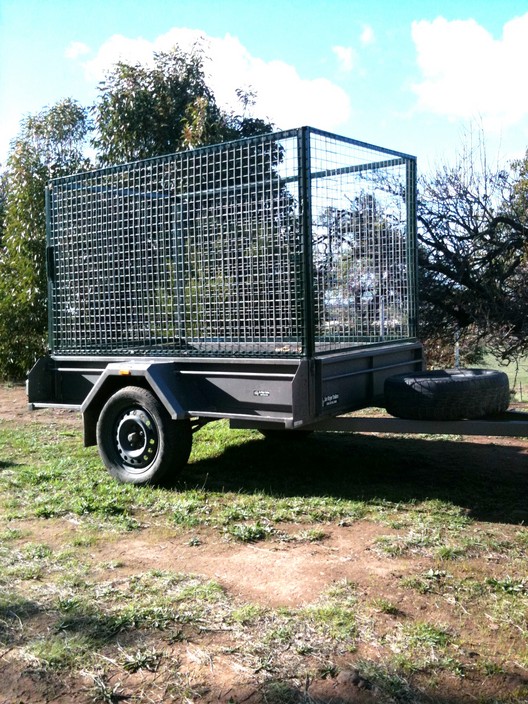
[28,126,423,482]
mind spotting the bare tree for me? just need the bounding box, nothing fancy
[417,134,528,368]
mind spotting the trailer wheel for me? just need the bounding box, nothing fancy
[96,386,192,485]
[384,368,510,421]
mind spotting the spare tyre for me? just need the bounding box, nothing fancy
[384,368,510,421]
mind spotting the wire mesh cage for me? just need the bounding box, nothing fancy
[47,127,416,358]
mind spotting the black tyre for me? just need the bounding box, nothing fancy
[384,368,510,421]
[96,386,192,485]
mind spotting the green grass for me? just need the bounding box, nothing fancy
[2,411,528,702]
[484,352,528,401]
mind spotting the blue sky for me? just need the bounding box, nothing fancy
[2,0,528,171]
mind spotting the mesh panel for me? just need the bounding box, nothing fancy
[49,134,303,356]
[309,131,416,352]
[48,128,416,358]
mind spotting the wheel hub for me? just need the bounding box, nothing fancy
[115,408,158,470]
[127,431,141,446]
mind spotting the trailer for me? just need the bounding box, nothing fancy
[27,126,524,485]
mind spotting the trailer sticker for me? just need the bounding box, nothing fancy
[323,393,339,407]
[253,390,270,397]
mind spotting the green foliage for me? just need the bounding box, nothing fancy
[0,99,91,380]
[0,170,6,247]
[0,47,273,380]
[226,521,274,542]
[21,98,91,174]
[92,46,272,165]
[0,140,48,378]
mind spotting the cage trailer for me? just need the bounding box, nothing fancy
[29,126,520,486]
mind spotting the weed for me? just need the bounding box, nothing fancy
[0,526,25,541]
[230,603,266,625]
[401,569,449,594]
[326,579,357,601]
[28,633,93,670]
[87,674,125,704]
[5,562,45,580]
[436,545,466,561]
[71,533,99,548]
[387,621,455,674]
[479,660,505,676]
[119,645,161,672]
[318,663,338,678]
[486,576,528,595]
[226,521,274,542]
[21,542,53,559]
[176,579,225,603]
[308,604,357,641]
[264,622,296,646]
[261,680,300,704]
[371,598,402,616]
[296,528,327,542]
[351,660,414,702]
[402,621,451,650]
[303,582,358,643]
[98,560,124,570]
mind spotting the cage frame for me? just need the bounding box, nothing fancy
[45,126,418,362]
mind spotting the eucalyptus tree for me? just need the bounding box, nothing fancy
[0,99,91,379]
[92,46,272,165]
[0,47,273,379]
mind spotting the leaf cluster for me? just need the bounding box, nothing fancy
[92,46,272,165]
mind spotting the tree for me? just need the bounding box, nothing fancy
[92,46,272,165]
[0,169,6,248]
[417,139,528,368]
[0,48,274,379]
[0,99,91,379]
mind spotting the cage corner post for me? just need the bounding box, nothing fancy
[298,126,315,360]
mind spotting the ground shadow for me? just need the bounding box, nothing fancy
[179,430,528,525]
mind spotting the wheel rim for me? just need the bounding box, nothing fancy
[114,407,159,472]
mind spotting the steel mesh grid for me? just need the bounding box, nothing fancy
[48,128,416,359]
[309,131,416,352]
[49,133,304,357]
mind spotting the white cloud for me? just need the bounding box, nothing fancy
[332,45,355,72]
[411,14,528,130]
[360,25,375,46]
[81,28,351,132]
[65,41,91,60]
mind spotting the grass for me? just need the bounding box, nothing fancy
[1,408,528,702]
[484,352,528,401]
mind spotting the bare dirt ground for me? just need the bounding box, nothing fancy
[2,383,528,703]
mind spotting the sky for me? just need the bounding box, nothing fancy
[2,0,528,172]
